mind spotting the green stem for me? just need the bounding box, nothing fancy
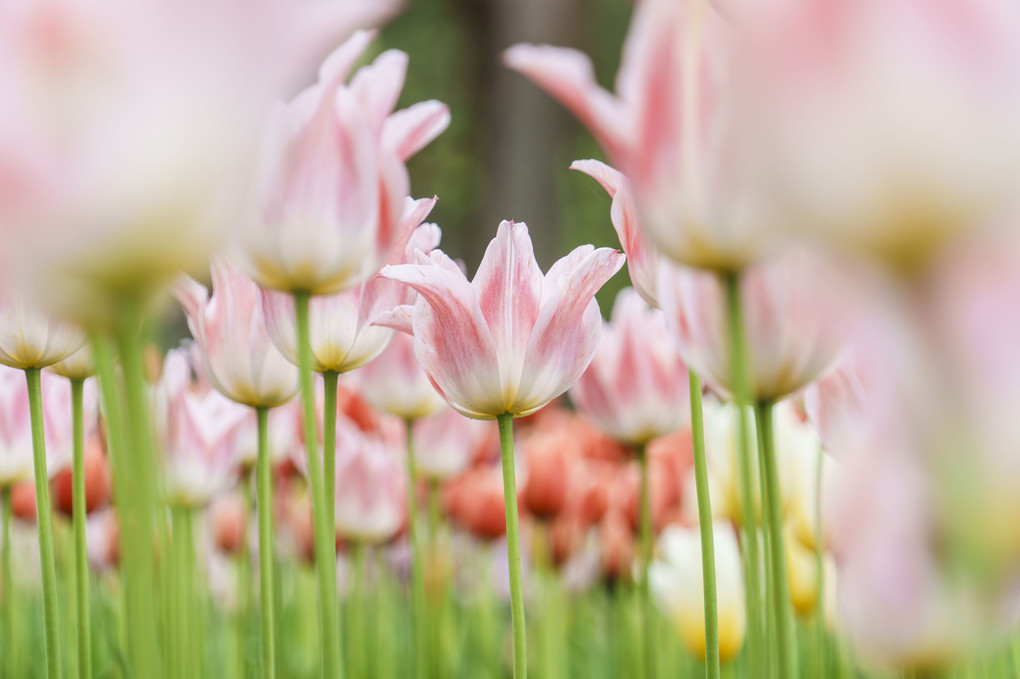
[427,479,442,679]
[171,506,194,678]
[496,413,527,679]
[237,470,253,679]
[637,444,655,679]
[256,407,278,679]
[322,371,338,530]
[350,543,367,679]
[405,420,427,679]
[722,271,764,673]
[814,441,827,677]
[70,378,91,679]
[26,368,63,679]
[755,401,798,678]
[689,369,721,679]
[113,302,163,679]
[3,486,14,679]
[293,291,342,679]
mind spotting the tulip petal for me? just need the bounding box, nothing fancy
[383,101,452,161]
[373,305,415,335]
[317,30,376,86]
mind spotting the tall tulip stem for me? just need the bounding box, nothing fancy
[405,420,427,679]
[256,406,278,679]
[496,413,527,678]
[323,371,339,529]
[722,271,764,673]
[70,377,92,679]
[25,368,63,679]
[2,486,12,679]
[637,443,655,679]
[689,369,721,679]
[755,400,798,678]
[293,291,342,679]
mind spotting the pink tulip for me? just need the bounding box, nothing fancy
[259,199,441,374]
[155,348,250,506]
[354,332,446,421]
[0,0,398,322]
[246,31,451,295]
[657,249,842,402]
[411,407,492,481]
[47,343,94,380]
[505,0,777,271]
[571,288,689,446]
[0,294,84,370]
[331,415,406,544]
[379,221,624,419]
[175,258,299,409]
[570,160,663,308]
[733,0,1020,272]
[86,509,120,572]
[0,364,75,486]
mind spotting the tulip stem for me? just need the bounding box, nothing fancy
[2,485,14,678]
[689,369,721,679]
[26,368,63,679]
[428,479,443,679]
[114,301,163,679]
[293,291,342,679]
[237,469,253,679]
[755,400,798,678]
[256,406,278,679]
[404,420,427,679]
[323,371,338,529]
[722,271,764,674]
[496,413,527,679]
[349,542,367,679]
[70,377,92,679]
[171,505,196,676]
[637,443,655,679]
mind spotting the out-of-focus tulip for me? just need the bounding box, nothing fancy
[412,407,492,481]
[521,431,576,520]
[260,205,440,375]
[234,399,302,472]
[47,344,94,380]
[599,510,635,581]
[570,160,662,307]
[736,0,1020,273]
[506,0,777,271]
[445,466,510,542]
[0,365,75,485]
[380,221,624,419]
[0,0,399,323]
[650,521,746,663]
[246,32,450,295]
[332,417,406,545]
[175,258,299,409]
[10,480,37,522]
[355,332,445,421]
[86,509,120,572]
[0,296,84,370]
[209,493,248,556]
[51,435,112,517]
[571,288,688,446]
[785,528,836,619]
[155,348,250,506]
[658,250,842,402]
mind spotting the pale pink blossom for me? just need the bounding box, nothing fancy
[570,288,688,446]
[259,199,440,374]
[0,294,84,370]
[332,416,406,544]
[379,221,625,419]
[246,32,450,295]
[175,258,299,409]
[353,332,445,421]
[412,407,493,481]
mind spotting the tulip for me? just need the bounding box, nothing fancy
[245,32,450,296]
[379,220,624,420]
[85,510,120,573]
[571,288,689,446]
[209,493,249,557]
[412,407,491,481]
[47,344,94,381]
[506,0,778,272]
[175,259,299,410]
[0,296,85,371]
[444,466,509,542]
[260,200,441,376]
[355,333,446,422]
[650,521,746,663]
[734,0,1020,274]
[51,436,111,518]
[0,0,399,324]
[598,510,635,582]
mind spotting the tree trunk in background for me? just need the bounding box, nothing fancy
[452,0,585,269]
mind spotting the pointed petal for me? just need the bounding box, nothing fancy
[383,101,451,161]
[373,305,415,335]
[317,30,377,85]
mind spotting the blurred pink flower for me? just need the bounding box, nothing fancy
[246,31,450,295]
[0,294,84,370]
[379,221,624,419]
[259,199,440,375]
[0,365,75,485]
[354,332,445,421]
[657,249,842,401]
[506,0,777,271]
[155,348,250,506]
[0,0,398,321]
[175,258,299,409]
[411,407,492,481]
[735,0,1020,272]
[571,288,689,446]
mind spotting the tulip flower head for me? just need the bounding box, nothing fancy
[571,288,689,446]
[0,294,85,370]
[412,407,492,481]
[175,258,299,409]
[379,221,625,419]
[355,332,446,421]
